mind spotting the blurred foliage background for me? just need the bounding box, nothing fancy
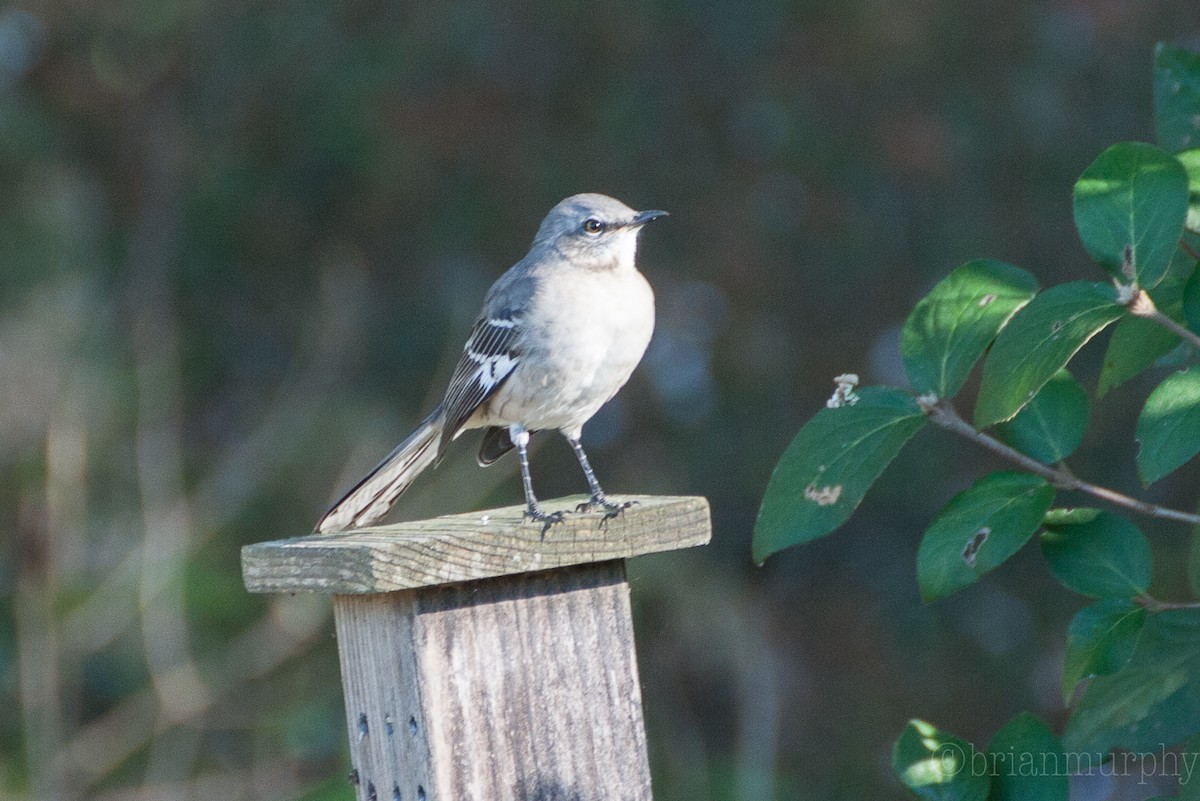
[2,1,1199,799]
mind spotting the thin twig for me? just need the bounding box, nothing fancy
[1144,308,1200,351]
[921,399,1200,526]
[1127,289,1200,351]
[1135,595,1200,612]
[1182,238,1200,262]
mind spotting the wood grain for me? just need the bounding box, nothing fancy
[334,562,653,801]
[243,495,710,594]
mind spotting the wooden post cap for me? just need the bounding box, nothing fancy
[242,494,711,594]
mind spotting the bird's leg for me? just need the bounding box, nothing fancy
[568,436,633,517]
[512,425,563,534]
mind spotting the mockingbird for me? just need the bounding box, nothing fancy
[316,193,666,534]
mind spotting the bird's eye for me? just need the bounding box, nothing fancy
[582,218,605,235]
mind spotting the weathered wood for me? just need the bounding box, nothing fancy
[334,561,652,801]
[242,495,710,594]
[243,494,711,801]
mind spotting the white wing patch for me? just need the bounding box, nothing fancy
[473,351,516,390]
[439,314,523,454]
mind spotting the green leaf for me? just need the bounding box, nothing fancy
[1072,142,1189,289]
[1043,507,1102,526]
[995,370,1089,464]
[1062,599,1146,703]
[975,282,1125,427]
[1185,258,1200,333]
[753,386,927,564]
[1098,317,1181,397]
[987,713,1068,801]
[1154,43,1200,153]
[917,472,1054,602]
[1190,528,1200,597]
[893,719,989,801]
[901,260,1039,398]
[1179,732,1200,801]
[1164,241,1200,287]
[1064,609,1200,756]
[1181,149,1200,233]
[1041,513,1152,598]
[1137,369,1200,485]
[1100,252,1193,397]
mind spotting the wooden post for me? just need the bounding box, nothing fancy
[242,495,711,801]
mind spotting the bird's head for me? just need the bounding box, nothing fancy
[532,193,668,270]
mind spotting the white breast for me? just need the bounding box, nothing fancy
[485,265,655,436]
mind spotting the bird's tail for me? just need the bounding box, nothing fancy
[315,406,444,533]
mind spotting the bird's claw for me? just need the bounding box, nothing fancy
[524,507,566,538]
[575,496,635,518]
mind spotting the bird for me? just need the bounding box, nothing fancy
[315,193,667,534]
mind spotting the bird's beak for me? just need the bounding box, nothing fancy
[628,209,669,228]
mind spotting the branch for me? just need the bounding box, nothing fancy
[921,399,1200,526]
[1182,238,1200,262]
[1135,595,1200,612]
[1127,289,1200,352]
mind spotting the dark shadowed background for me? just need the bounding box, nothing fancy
[2,2,1198,799]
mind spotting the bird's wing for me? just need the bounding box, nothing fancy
[438,310,522,457]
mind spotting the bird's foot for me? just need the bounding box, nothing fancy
[524,506,566,538]
[575,495,636,522]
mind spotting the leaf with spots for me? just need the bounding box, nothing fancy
[1072,142,1189,289]
[901,260,1039,399]
[917,471,1055,602]
[975,282,1125,428]
[753,386,926,564]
